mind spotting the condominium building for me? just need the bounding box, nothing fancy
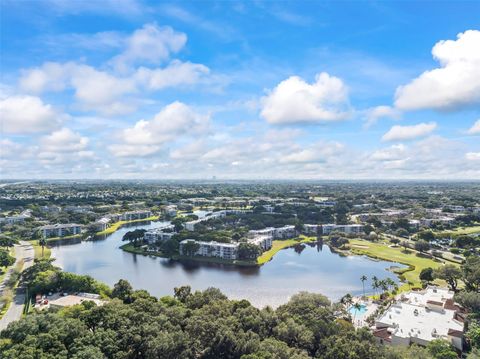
[179,239,238,259]
[374,287,465,350]
[94,217,111,231]
[273,225,296,239]
[120,210,152,221]
[144,225,176,244]
[39,223,83,238]
[321,224,364,235]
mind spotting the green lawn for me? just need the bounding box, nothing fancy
[257,237,317,265]
[96,216,159,235]
[347,239,452,292]
[31,240,51,259]
[438,225,480,236]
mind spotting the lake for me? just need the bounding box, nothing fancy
[50,221,405,308]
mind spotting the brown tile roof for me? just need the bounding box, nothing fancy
[447,328,463,338]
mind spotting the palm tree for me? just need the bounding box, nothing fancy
[39,237,47,257]
[353,302,362,324]
[360,275,367,298]
[372,276,379,297]
[380,280,389,296]
[386,278,396,292]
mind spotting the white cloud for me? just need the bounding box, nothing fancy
[280,142,344,163]
[467,119,480,135]
[111,23,187,71]
[466,152,480,161]
[0,95,63,133]
[395,30,480,111]
[370,144,407,161]
[261,72,351,124]
[109,102,209,157]
[40,128,89,153]
[382,122,437,142]
[135,60,210,90]
[364,105,401,128]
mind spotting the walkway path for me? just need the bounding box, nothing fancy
[0,241,34,331]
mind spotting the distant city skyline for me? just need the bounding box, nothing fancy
[1,0,479,179]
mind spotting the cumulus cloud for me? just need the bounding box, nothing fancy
[395,30,480,111]
[466,152,480,161]
[280,142,344,163]
[370,144,407,161]
[111,23,187,71]
[40,128,89,153]
[0,95,63,133]
[135,60,210,90]
[382,122,437,142]
[109,102,209,157]
[467,119,480,135]
[261,72,351,124]
[364,105,401,128]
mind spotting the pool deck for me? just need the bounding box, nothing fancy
[350,298,378,328]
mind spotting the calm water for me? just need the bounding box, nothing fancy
[51,221,405,308]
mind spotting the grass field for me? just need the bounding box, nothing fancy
[257,237,317,265]
[96,216,159,235]
[438,225,480,236]
[32,241,51,259]
[347,239,451,292]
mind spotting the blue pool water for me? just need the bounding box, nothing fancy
[349,304,368,316]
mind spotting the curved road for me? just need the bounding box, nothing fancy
[0,240,34,331]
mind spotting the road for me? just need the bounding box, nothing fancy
[0,240,34,331]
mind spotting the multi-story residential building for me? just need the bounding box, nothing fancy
[144,225,176,244]
[120,210,152,221]
[373,287,465,350]
[94,217,111,231]
[273,225,296,239]
[0,214,29,225]
[179,239,239,260]
[321,224,364,235]
[248,235,273,251]
[163,205,178,217]
[39,223,83,238]
[40,205,62,213]
[420,217,456,227]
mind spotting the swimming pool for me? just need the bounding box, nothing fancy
[348,304,368,316]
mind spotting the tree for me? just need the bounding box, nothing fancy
[462,256,480,292]
[39,238,47,257]
[371,276,379,297]
[238,243,262,260]
[112,279,133,303]
[401,240,409,252]
[418,230,435,242]
[415,240,431,253]
[122,229,146,247]
[427,339,457,359]
[455,291,480,313]
[0,235,16,249]
[390,238,400,246]
[0,249,15,268]
[294,221,304,234]
[181,241,200,256]
[173,285,191,303]
[420,267,434,283]
[434,265,462,292]
[466,321,480,350]
[360,275,367,298]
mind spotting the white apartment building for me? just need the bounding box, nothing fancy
[248,235,273,251]
[39,223,83,238]
[374,287,465,350]
[322,224,364,235]
[144,225,176,244]
[94,217,111,231]
[273,225,296,239]
[163,205,177,217]
[179,239,238,260]
[120,210,152,221]
[0,215,29,225]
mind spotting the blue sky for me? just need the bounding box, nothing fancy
[1,0,479,179]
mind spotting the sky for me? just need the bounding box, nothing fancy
[0,0,479,180]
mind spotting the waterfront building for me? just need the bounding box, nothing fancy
[120,210,152,221]
[38,223,83,238]
[179,239,238,259]
[94,217,111,231]
[144,225,176,244]
[321,224,364,235]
